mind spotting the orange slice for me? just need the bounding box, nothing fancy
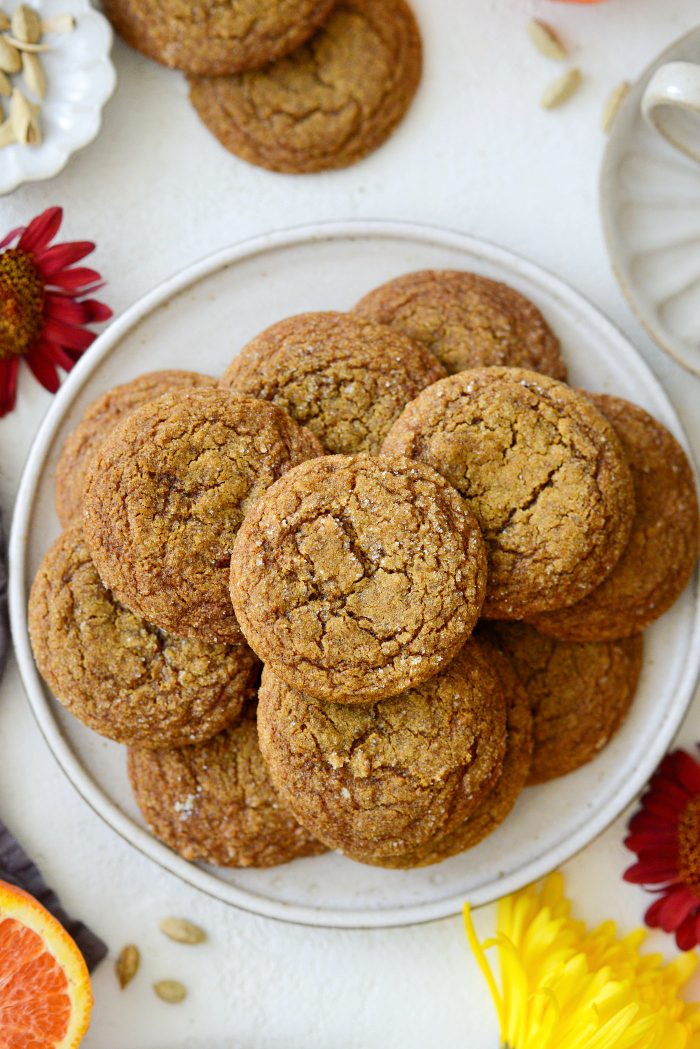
[0,878,93,1049]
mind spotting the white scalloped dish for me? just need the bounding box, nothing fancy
[0,0,115,195]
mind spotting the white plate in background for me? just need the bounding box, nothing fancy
[9,221,700,928]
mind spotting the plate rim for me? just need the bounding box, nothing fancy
[10,218,700,929]
[599,25,700,378]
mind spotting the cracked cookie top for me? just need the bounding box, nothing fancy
[489,621,643,784]
[375,633,533,868]
[220,311,446,455]
[256,637,507,862]
[102,0,338,75]
[28,527,259,748]
[82,388,323,644]
[188,0,422,173]
[230,453,488,702]
[530,394,699,642]
[55,370,217,528]
[354,269,567,380]
[128,703,326,867]
[382,367,636,620]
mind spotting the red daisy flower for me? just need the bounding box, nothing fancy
[0,206,112,417]
[624,746,700,950]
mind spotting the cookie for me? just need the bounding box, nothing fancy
[102,0,338,76]
[354,270,566,380]
[55,370,216,528]
[28,527,259,749]
[128,704,325,867]
[382,367,636,620]
[220,311,446,455]
[230,453,487,702]
[256,637,507,863]
[530,394,699,641]
[188,0,422,173]
[489,622,643,784]
[82,388,323,644]
[375,635,533,867]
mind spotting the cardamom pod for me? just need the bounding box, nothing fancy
[0,37,21,74]
[10,86,40,144]
[159,917,207,945]
[0,71,10,97]
[4,35,52,53]
[12,4,42,44]
[541,68,582,110]
[22,51,45,98]
[601,80,631,134]
[0,118,15,147]
[153,979,187,1004]
[42,13,76,33]
[115,944,140,990]
[527,19,567,61]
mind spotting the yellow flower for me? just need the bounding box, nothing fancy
[464,873,700,1049]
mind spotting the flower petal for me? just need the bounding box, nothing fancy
[42,318,96,352]
[18,207,62,253]
[676,913,699,951]
[672,751,700,793]
[80,298,112,322]
[45,294,93,325]
[34,241,96,276]
[0,225,24,249]
[48,266,102,291]
[25,346,60,393]
[0,358,19,416]
[657,885,700,932]
[37,339,76,372]
[624,859,679,884]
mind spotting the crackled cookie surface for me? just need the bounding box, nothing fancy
[220,311,446,455]
[382,368,635,620]
[490,622,643,784]
[230,454,487,702]
[188,0,422,173]
[103,0,338,75]
[376,635,532,868]
[28,528,259,748]
[256,638,506,862]
[82,388,323,644]
[530,394,699,641]
[128,704,326,867]
[55,370,216,527]
[355,270,566,379]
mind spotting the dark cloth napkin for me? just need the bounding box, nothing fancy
[0,513,107,971]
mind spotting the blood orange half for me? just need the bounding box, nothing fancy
[0,878,93,1048]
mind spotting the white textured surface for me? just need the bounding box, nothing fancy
[1,1,700,1045]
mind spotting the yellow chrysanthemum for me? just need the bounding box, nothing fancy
[464,873,700,1049]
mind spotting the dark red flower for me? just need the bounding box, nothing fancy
[624,746,700,950]
[0,207,112,416]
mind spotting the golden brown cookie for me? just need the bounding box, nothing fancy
[354,270,566,380]
[220,311,446,455]
[55,370,216,528]
[230,453,487,702]
[28,527,259,749]
[489,621,643,784]
[374,635,533,867]
[382,367,636,620]
[128,704,326,867]
[102,0,338,75]
[256,638,507,863]
[82,388,323,644]
[188,0,422,173]
[529,394,699,641]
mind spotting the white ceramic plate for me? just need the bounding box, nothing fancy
[600,28,700,377]
[0,0,115,195]
[9,221,700,928]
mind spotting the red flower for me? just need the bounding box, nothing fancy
[624,747,700,950]
[0,206,112,417]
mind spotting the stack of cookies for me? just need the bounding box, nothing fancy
[29,269,699,871]
[102,0,423,173]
